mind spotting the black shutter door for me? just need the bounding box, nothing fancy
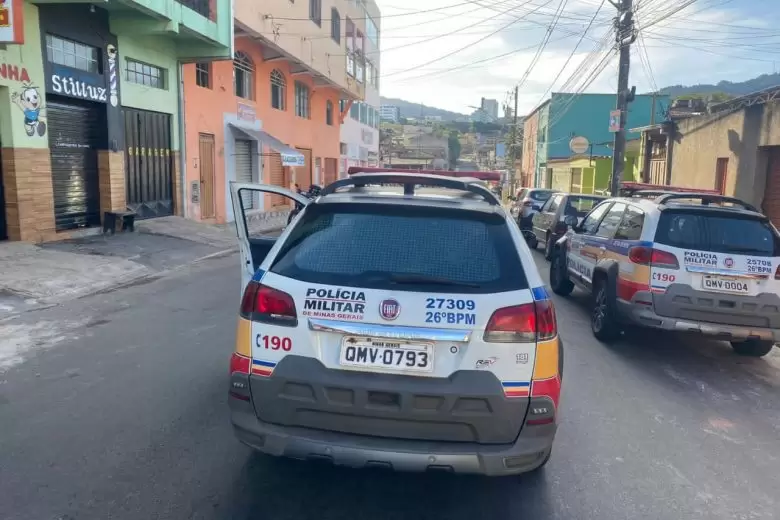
[48,100,103,231]
[124,108,173,219]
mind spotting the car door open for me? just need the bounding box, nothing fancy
[229,181,311,292]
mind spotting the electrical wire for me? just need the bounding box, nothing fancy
[382,0,557,79]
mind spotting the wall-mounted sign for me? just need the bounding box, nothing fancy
[0,0,24,44]
[609,110,621,133]
[281,153,305,167]
[0,62,30,83]
[50,68,107,103]
[191,181,200,204]
[237,102,256,122]
[569,136,590,154]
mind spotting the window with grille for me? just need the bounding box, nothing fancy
[234,51,254,100]
[331,8,341,43]
[309,0,321,26]
[195,62,211,88]
[46,34,100,73]
[271,69,286,110]
[294,82,310,119]
[125,58,166,89]
[326,100,334,125]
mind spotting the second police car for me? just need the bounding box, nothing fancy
[549,188,780,357]
[227,171,564,476]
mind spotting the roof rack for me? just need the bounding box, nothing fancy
[619,182,720,197]
[654,193,758,212]
[320,173,502,205]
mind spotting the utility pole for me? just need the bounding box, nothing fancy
[510,85,519,192]
[609,0,636,196]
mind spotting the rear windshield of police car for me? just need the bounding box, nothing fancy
[654,210,780,257]
[270,202,528,293]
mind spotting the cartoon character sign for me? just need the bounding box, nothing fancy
[11,83,47,137]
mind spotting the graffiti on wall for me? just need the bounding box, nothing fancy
[11,83,47,137]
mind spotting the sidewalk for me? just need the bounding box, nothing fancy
[0,217,274,318]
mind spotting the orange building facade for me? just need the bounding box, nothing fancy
[181,0,367,225]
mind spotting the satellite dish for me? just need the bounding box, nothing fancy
[569,136,590,154]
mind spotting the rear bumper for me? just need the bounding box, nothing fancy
[228,355,557,476]
[618,295,780,342]
[231,405,555,476]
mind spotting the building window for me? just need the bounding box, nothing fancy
[125,58,166,89]
[46,34,100,73]
[330,8,341,43]
[326,100,334,125]
[366,16,378,46]
[350,102,359,120]
[270,69,286,110]
[234,51,254,100]
[309,0,321,26]
[294,81,310,119]
[195,62,211,88]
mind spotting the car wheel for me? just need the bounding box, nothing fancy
[591,279,620,342]
[550,253,574,296]
[730,339,775,357]
[544,232,553,261]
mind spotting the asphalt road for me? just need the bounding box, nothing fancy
[1,252,779,520]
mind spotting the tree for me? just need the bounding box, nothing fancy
[447,131,462,168]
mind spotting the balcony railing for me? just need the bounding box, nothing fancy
[176,0,213,20]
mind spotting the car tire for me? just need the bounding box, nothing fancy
[550,253,574,296]
[544,232,553,261]
[591,279,620,342]
[730,339,775,357]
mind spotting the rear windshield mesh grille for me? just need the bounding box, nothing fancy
[271,203,527,293]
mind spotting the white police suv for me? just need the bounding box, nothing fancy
[228,172,563,476]
[550,190,780,357]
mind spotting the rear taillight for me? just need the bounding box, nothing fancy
[484,300,557,343]
[775,264,780,280]
[239,281,298,326]
[628,246,679,269]
[230,352,251,375]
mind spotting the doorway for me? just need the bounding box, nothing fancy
[124,108,174,219]
[198,133,216,219]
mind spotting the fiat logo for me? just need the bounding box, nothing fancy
[724,257,734,268]
[379,299,401,320]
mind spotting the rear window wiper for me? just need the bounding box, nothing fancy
[388,274,480,288]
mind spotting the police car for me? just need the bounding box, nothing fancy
[228,171,563,476]
[549,188,780,357]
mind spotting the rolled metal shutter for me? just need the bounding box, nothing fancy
[48,100,102,231]
[235,140,253,209]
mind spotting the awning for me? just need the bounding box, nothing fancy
[228,124,305,166]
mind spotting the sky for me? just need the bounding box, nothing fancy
[374,0,780,116]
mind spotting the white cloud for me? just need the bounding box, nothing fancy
[376,0,780,115]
